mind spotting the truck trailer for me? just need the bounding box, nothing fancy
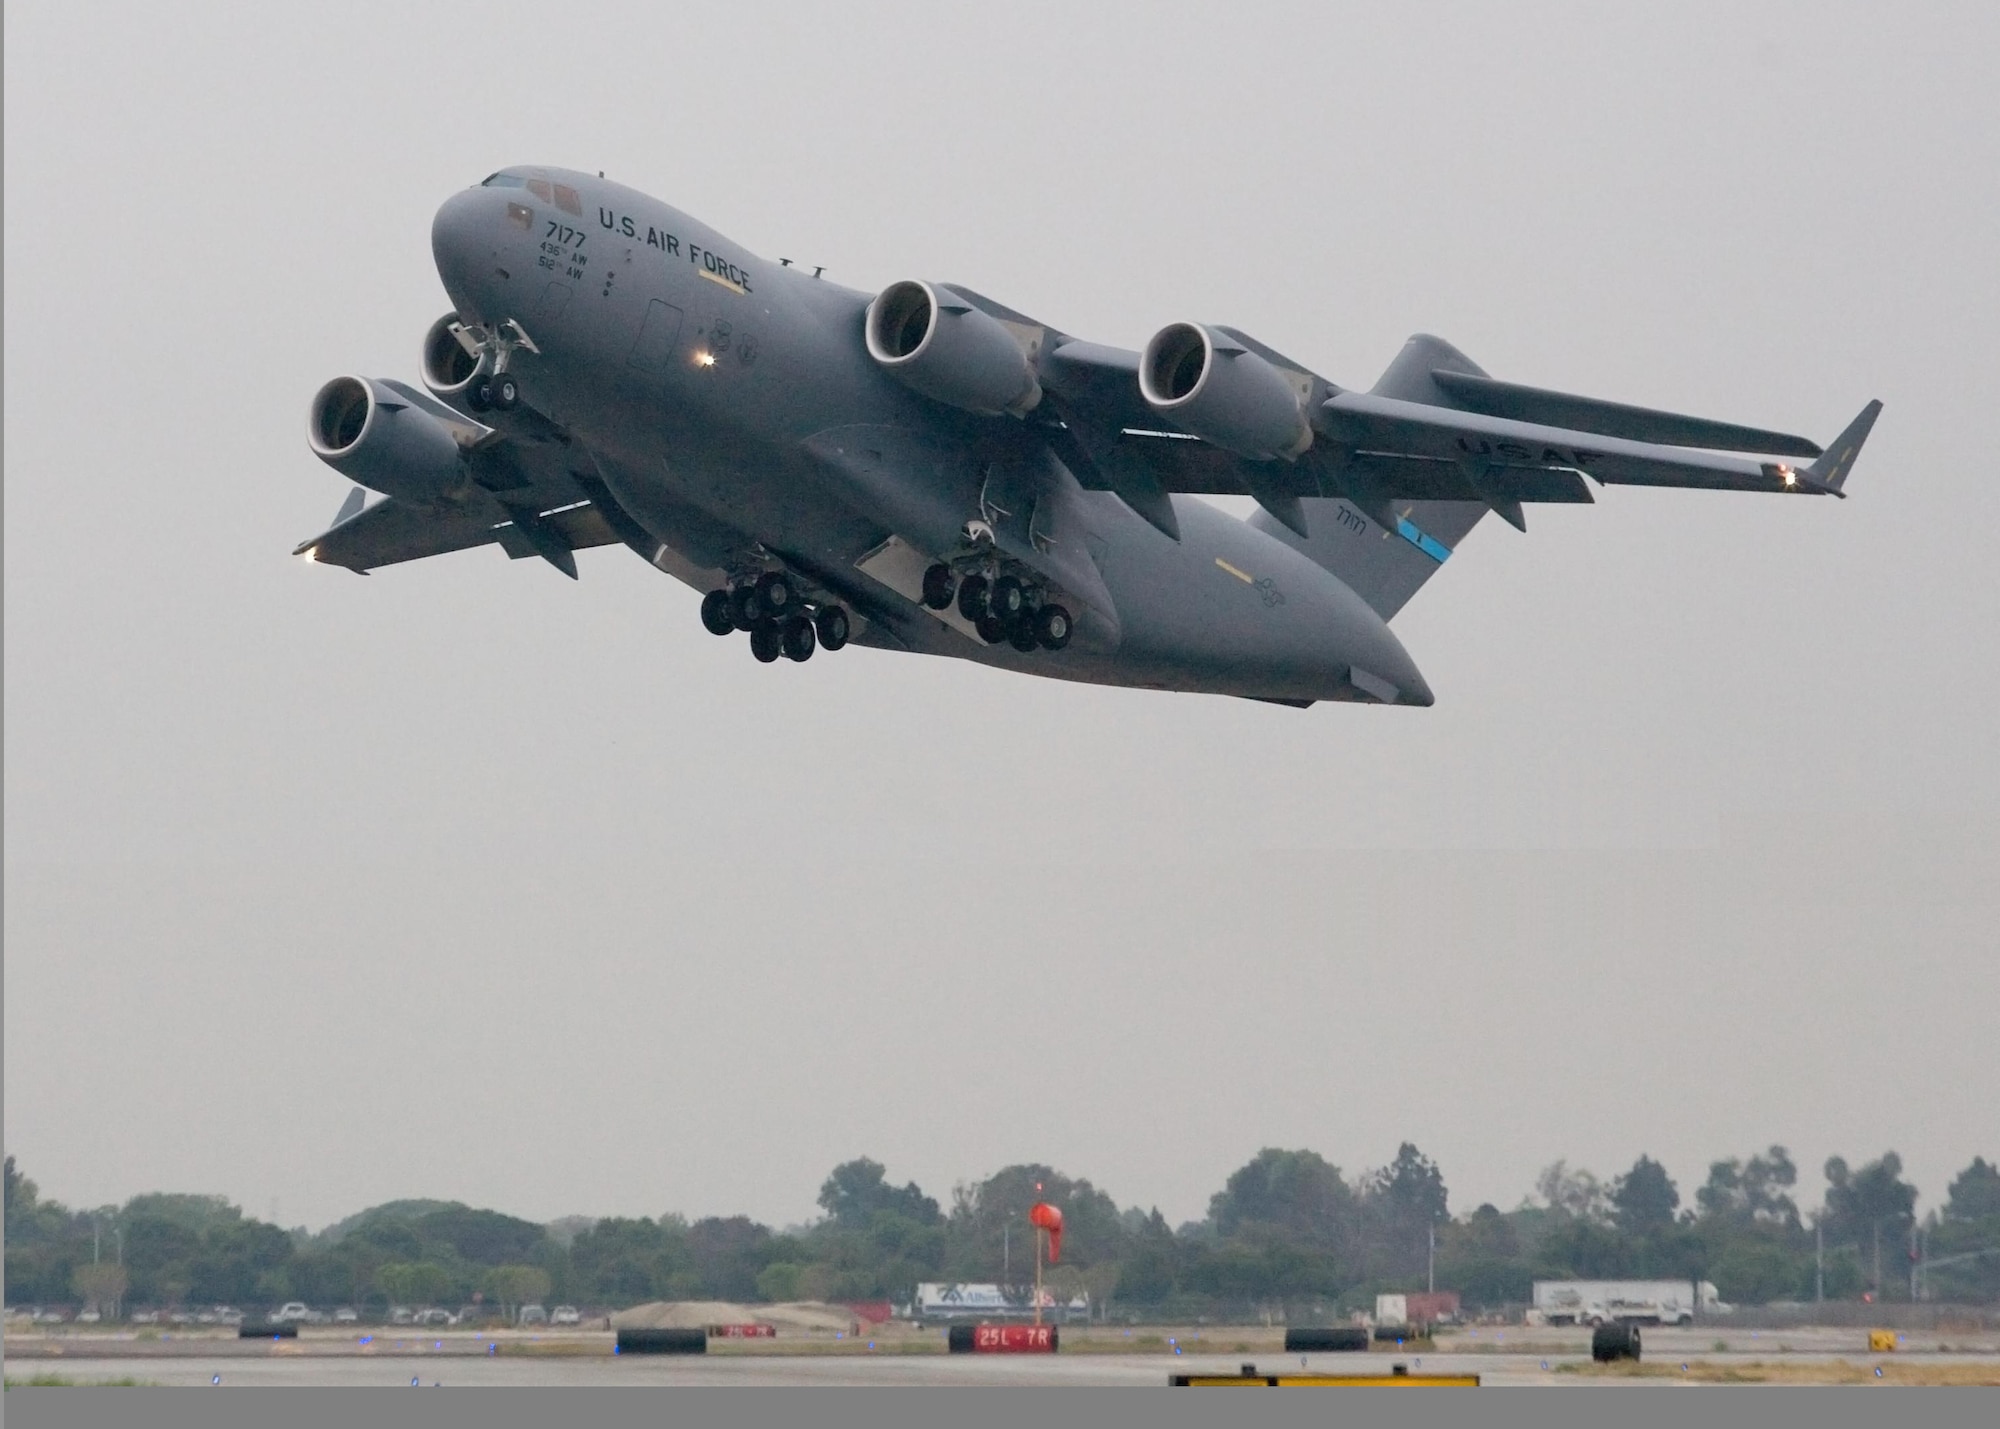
[1530,1280,1728,1327]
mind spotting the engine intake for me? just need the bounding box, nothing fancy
[865,280,1041,417]
[1139,322,1311,461]
[421,313,483,397]
[308,375,467,503]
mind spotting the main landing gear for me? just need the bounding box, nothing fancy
[924,562,1073,652]
[700,573,851,665]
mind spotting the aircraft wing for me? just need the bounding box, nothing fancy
[296,490,621,574]
[1034,338,1877,538]
[293,383,633,576]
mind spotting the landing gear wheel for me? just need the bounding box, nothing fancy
[1007,617,1041,653]
[489,373,521,411]
[700,590,736,636]
[956,573,990,622]
[465,376,493,412]
[748,622,783,664]
[814,605,851,651]
[975,612,1009,645]
[990,575,1026,620]
[780,616,817,662]
[755,570,796,617]
[1035,604,1073,651]
[921,563,957,611]
[730,586,760,629]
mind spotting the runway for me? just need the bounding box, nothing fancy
[11,1324,1998,1386]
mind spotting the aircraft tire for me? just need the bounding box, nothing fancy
[1035,605,1073,651]
[991,575,1026,619]
[814,606,850,651]
[956,573,989,621]
[465,378,492,413]
[921,563,956,610]
[730,586,760,628]
[1007,617,1040,653]
[700,590,736,636]
[780,616,817,662]
[975,612,1008,645]
[490,373,521,411]
[749,622,783,664]
[756,570,796,617]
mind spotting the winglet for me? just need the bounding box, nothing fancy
[1804,400,1882,494]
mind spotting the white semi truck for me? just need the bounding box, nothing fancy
[1530,1280,1729,1326]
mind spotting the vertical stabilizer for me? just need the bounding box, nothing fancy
[1247,335,1492,620]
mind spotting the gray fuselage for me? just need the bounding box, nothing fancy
[428,169,1432,706]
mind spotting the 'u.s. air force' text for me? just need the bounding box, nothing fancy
[599,209,752,293]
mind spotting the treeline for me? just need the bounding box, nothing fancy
[7,1146,1998,1316]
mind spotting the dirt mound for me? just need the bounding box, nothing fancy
[609,1301,864,1334]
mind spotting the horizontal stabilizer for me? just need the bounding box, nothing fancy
[1431,370,1822,458]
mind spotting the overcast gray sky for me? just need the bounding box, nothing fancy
[6,2,1996,1233]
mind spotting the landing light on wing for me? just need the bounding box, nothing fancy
[302,546,319,562]
[694,351,716,368]
[1776,464,1798,488]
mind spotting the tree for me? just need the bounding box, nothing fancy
[72,1261,129,1318]
[1366,1143,1450,1283]
[1943,1158,2000,1223]
[377,1260,454,1308]
[413,1206,549,1267]
[1822,1152,1918,1294]
[685,1217,774,1301]
[1209,1150,1356,1245]
[818,1159,941,1229]
[1535,1161,1611,1222]
[1696,1147,1801,1229]
[1611,1156,1680,1235]
[484,1265,552,1320]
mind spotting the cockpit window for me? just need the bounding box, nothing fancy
[527,178,554,203]
[552,183,583,217]
[482,172,528,188]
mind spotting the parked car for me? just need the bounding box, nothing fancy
[271,1302,312,1324]
[518,1304,549,1326]
[216,1307,245,1326]
[334,1307,359,1324]
[411,1308,456,1327]
[76,1309,103,1324]
[389,1306,415,1325]
[550,1306,581,1326]
[130,1310,161,1325]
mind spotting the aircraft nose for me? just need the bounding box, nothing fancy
[430,186,517,320]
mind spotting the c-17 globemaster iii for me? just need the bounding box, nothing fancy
[299,166,1879,708]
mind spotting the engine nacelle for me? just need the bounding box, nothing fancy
[1138,322,1312,461]
[308,375,467,503]
[420,313,483,400]
[865,280,1041,417]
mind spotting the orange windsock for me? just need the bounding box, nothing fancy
[1029,1202,1063,1263]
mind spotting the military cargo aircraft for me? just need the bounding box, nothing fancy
[299,166,1879,708]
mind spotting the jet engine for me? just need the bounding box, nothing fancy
[307,375,468,502]
[864,280,1041,417]
[1138,322,1312,461]
[420,313,483,400]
